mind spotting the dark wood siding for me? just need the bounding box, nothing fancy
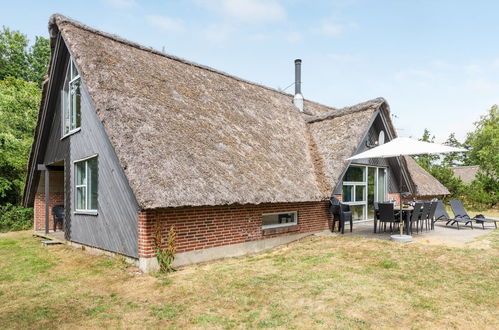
[334,112,402,194]
[41,67,72,238]
[37,40,139,257]
[68,83,139,258]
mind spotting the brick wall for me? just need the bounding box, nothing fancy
[34,192,65,231]
[138,201,332,258]
[387,193,401,207]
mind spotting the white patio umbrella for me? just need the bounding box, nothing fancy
[346,137,467,241]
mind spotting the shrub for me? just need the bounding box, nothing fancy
[0,203,32,232]
[154,224,176,273]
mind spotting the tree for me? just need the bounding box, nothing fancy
[413,128,439,171]
[27,36,51,87]
[465,105,499,207]
[0,27,30,81]
[0,27,50,86]
[0,77,40,205]
[442,133,467,167]
[465,105,499,180]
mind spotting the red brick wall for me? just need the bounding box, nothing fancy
[138,201,332,258]
[387,193,401,207]
[34,192,65,231]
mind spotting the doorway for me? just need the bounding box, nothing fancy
[342,165,387,221]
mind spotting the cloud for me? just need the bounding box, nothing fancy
[312,22,345,37]
[326,53,359,63]
[249,33,271,41]
[286,31,303,43]
[194,0,286,22]
[146,15,185,34]
[395,69,436,81]
[203,24,233,43]
[464,64,483,74]
[105,0,137,8]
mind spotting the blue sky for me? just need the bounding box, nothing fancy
[2,0,498,142]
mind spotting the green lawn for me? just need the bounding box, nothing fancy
[0,230,498,329]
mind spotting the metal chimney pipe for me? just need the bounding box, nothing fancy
[294,59,302,95]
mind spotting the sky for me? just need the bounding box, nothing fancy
[2,0,498,142]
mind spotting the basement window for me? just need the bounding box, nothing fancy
[261,211,297,229]
[74,156,98,214]
[62,59,81,137]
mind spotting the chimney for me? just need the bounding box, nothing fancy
[293,59,304,112]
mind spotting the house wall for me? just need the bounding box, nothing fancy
[137,201,332,271]
[34,192,65,231]
[334,113,403,196]
[34,171,65,231]
[32,41,140,258]
[67,80,140,258]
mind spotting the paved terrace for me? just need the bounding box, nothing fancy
[320,220,496,248]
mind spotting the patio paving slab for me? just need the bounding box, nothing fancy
[320,220,495,248]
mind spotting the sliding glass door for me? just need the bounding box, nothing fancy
[343,165,387,221]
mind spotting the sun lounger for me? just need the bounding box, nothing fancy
[434,200,473,230]
[450,200,498,229]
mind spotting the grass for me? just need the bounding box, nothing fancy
[0,230,498,329]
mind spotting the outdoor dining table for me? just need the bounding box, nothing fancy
[394,206,414,235]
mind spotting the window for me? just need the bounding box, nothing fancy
[262,211,297,229]
[62,59,81,136]
[343,165,387,221]
[75,156,98,213]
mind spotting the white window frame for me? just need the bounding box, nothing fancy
[74,154,98,215]
[62,59,81,139]
[343,165,388,221]
[261,211,298,229]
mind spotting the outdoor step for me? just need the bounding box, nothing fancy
[42,240,62,246]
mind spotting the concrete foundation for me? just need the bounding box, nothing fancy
[138,231,315,272]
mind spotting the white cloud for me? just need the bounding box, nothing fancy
[285,31,303,43]
[466,78,499,93]
[395,69,436,81]
[464,64,483,74]
[194,0,286,22]
[203,24,233,43]
[312,22,344,37]
[326,53,358,62]
[105,0,137,8]
[249,33,271,41]
[146,15,185,34]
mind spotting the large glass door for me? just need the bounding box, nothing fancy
[343,165,387,221]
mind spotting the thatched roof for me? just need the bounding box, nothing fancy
[404,157,450,196]
[307,98,387,193]
[451,166,479,184]
[26,14,429,209]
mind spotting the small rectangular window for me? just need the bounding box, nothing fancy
[75,156,98,213]
[262,211,297,229]
[62,58,81,136]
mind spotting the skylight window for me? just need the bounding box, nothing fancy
[62,59,81,136]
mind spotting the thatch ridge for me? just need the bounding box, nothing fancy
[48,14,335,115]
[450,165,479,184]
[405,157,450,196]
[303,98,386,123]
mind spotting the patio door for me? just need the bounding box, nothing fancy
[343,165,387,221]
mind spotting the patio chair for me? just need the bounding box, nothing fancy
[435,200,473,230]
[51,205,64,232]
[409,202,423,234]
[450,200,497,230]
[330,198,353,234]
[376,203,399,233]
[419,202,431,231]
[428,201,438,230]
